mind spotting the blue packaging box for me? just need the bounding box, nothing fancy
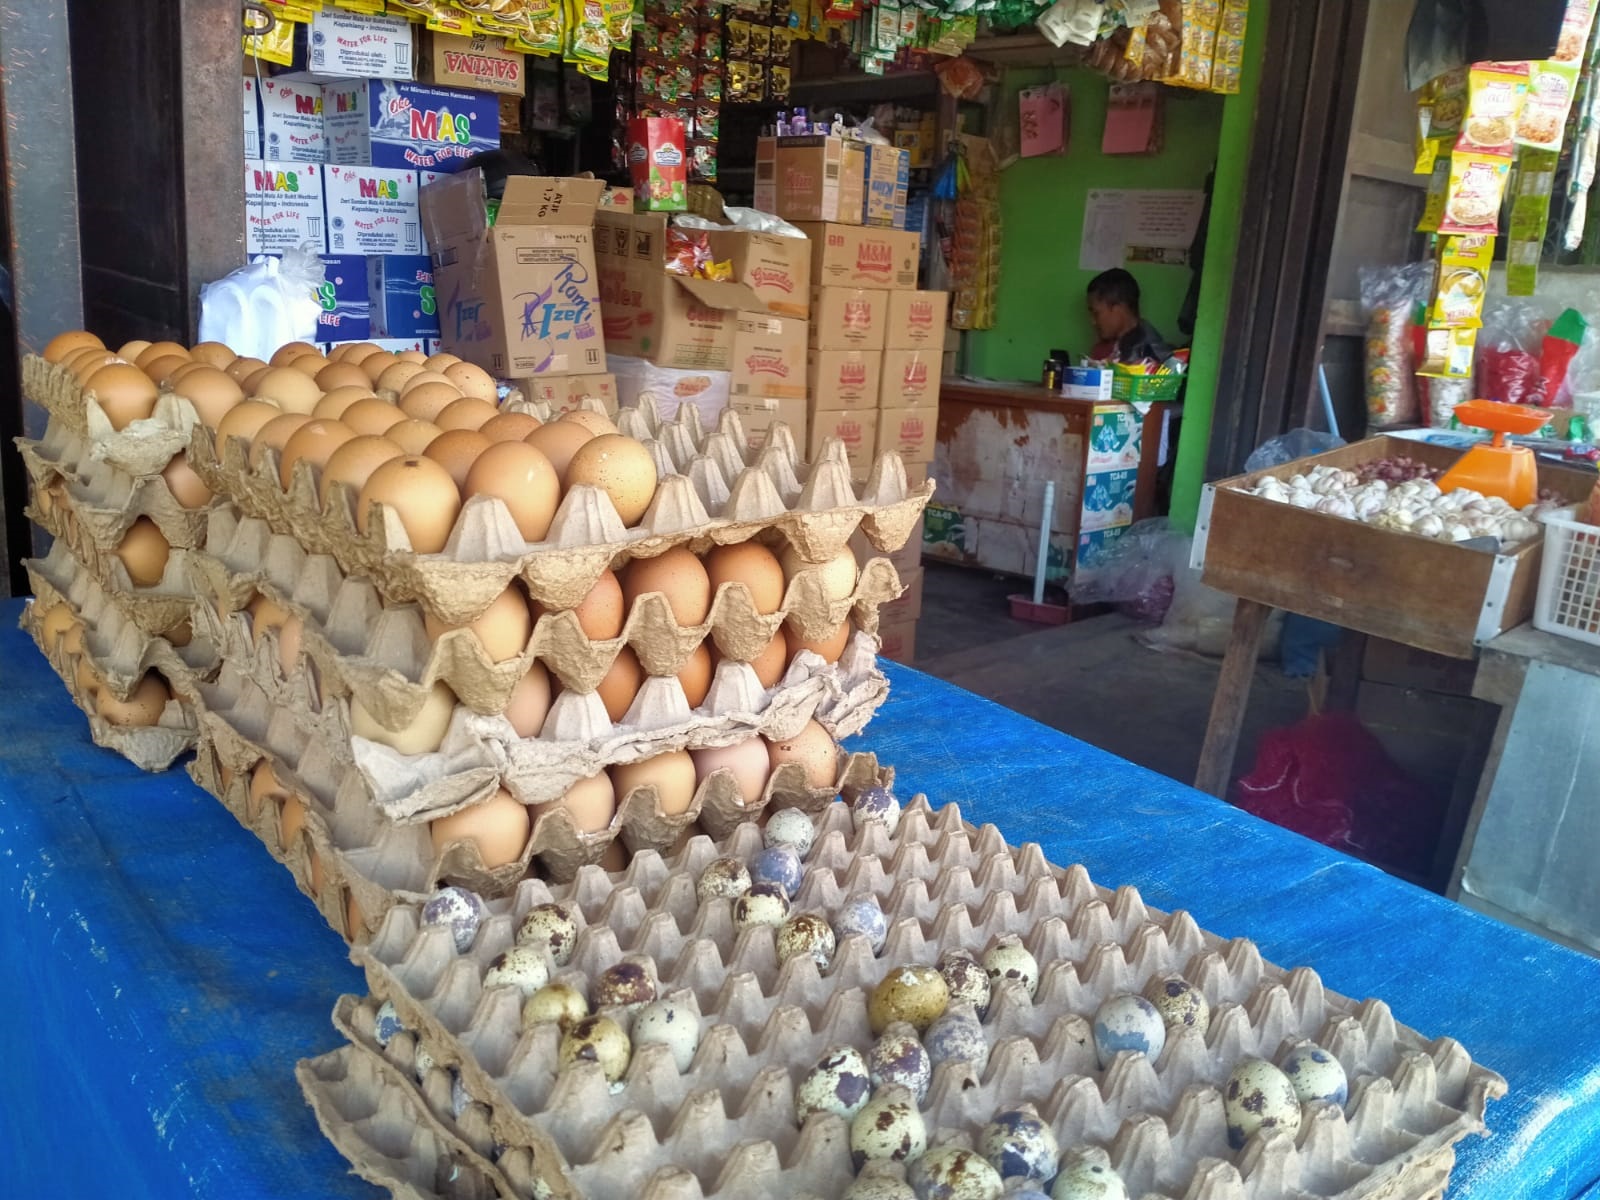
[1062,366,1114,401]
[369,254,439,339]
[325,79,499,172]
[316,254,371,342]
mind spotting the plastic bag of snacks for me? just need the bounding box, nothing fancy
[1358,263,1429,425]
[1476,297,1550,406]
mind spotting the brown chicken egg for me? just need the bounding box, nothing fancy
[307,849,326,898]
[748,630,789,688]
[67,348,121,383]
[705,541,786,614]
[75,659,104,701]
[524,420,594,486]
[678,642,712,707]
[565,434,658,526]
[611,750,697,815]
[161,453,213,508]
[436,396,500,432]
[280,419,358,488]
[247,592,290,647]
[422,429,491,490]
[214,399,282,455]
[351,680,456,755]
[691,737,771,806]
[134,341,190,370]
[287,351,327,378]
[558,773,616,833]
[248,413,312,469]
[240,366,275,396]
[480,411,543,442]
[358,456,462,553]
[375,360,428,397]
[117,339,152,361]
[251,366,322,414]
[142,355,191,389]
[766,719,839,789]
[597,647,644,723]
[85,363,160,430]
[571,569,625,640]
[399,369,454,396]
[505,663,553,738]
[116,518,170,587]
[444,361,496,401]
[279,791,306,848]
[225,355,268,382]
[276,614,304,677]
[397,348,428,365]
[563,410,618,436]
[318,435,402,506]
[315,361,372,392]
[340,397,407,437]
[270,341,320,367]
[311,385,376,421]
[336,341,382,365]
[784,618,851,664]
[359,350,399,383]
[248,760,289,820]
[463,442,560,543]
[189,341,236,369]
[398,380,463,422]
[430,787,530,869]
[425,352,461,370]
[43,330,103,362]
[622,547,712,627]
[173,366,245,426]
[424,583,532,663]
[38,603,77,652]
[385,418,443,455]
[164,618,193,648]
[781,544,860,602]
[95,672,171,727]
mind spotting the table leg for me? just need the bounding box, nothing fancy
[1195,598,1271,798]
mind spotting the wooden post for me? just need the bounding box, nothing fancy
[1195,598,1271,797]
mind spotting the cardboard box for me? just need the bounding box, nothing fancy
[244,161,325,255]
[368,255,438,339]
[422,172,607,377]
[884,289,948,350]
[1075,525,1133,586]
[243,78,262,159]
[299,10,414,80]
[877,613,917,663]
[796,223,920,290]
[258,78,327,163]
[1080,467,1137,533]
[755,135,866,225]
[1360,638,1480,697]
[324,80,499,171]
[809,409,876,474]
[527,373,619,417]
[704,229,811,319]
[893,127,932,169]
[881,565,924,621]
[807,349,883,410]
[731,396,808,453]
[626,117,688,212]
[880,348,939,408]
[810,287,885,351]
[863,143,910,228]
[895,511,924,573]
[317,254,371,342]
[1062,365,1114,400]
[904,463,928,488]
[876,405,937,464]
[731,313,808,400]
[421,31,526,95]
[1086,403,1143,470]
[323,165,421,255]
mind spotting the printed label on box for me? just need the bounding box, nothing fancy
[1079,468,1137,532]
[1086,404,1142,470]
[1075,525,1134,585]
[243,79,262,159]
[245,161,325,255]
[881,348,938,407]
[307,10,414,80]
[368,254,438,339]
[317,253,371,342]
[324,165,420,255]
[808,349,883,409]
[260,79,326,163]
[326,80,499,172]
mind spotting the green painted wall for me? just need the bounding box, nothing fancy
[964,70,1226,381]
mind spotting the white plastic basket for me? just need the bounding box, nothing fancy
[1533,504,1600,646]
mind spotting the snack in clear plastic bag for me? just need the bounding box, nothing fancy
[1359,263,1429,424]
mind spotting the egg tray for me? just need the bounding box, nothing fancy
[22,353,202,477]
[327,796,1505,1200]
[193,503,903,729]
[185,395,932,625]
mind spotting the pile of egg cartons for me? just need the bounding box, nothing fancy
[299,787,1505,1200]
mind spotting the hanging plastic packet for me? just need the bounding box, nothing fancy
[1439,151,1511,234]
[1517,60,1582,150]
[1507,148,1560,295]
[1416,156,1451,232]
[1430,234,1494,328]
[564,0,613,80]
[1413,78,1439,174]
[602,0,633,49]
[1455,62,1528,159]
[1418,326,1479,380]
[1360,263,1429,423]
[242,10,296,65]
[1542,308,1589,406]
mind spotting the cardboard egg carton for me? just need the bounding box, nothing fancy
[25,524,200,641]
[22,352,201,477]
[186,398,932,625]
[195,504,902,724]
[328,797,1504,1200]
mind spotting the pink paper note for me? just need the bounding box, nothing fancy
[1020,82,1067,158]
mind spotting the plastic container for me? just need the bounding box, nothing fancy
[1533,505,1600,646]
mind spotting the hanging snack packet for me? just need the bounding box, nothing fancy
[565,0,613,79]
[1417,156,1451,232]
[1431,234,1494,327]
[1439,151,1511,233]
[1516,61,1580,150]
[1456,62,1528,158]
[1556,0,1599,64]
[1507,148,1560,295]
[1430,67,1470,141]
[1414,79,1438,174]
[519,0,565,55]
[1419,326,1479,379]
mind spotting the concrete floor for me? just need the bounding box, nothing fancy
[909,563,1308,789]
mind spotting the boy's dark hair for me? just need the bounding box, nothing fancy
[1087,268,1142,315]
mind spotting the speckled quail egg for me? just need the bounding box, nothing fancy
[982,936,1039,999]
[979,1108,1060,1184]
[697,855,753,902]
[924,1005,989,1071]
[849,1089,927,1169]
[751,845,804,897]
[836,895,888,952]
[1092,993,1166,1068]
[521,981,589,1030]
[734,881,791,931]
[630,998,700,1072]
[1050,1146,1128,1200]
[559,1014,632,1086]
[764,806,817,856]
[907,1146,1004,1200]
[938,950,993,1020]
[1224,1057,1302,1149]
[449,1069,472,1120]
[413,1045,435,1081]
[421,886,487,952]
[483,945,551,997]
[592,961,657,1013]
[1140,975,1210,1033]
[869,964,950,1034]
[776,912,837,968]
[852,785,901,835]
[1280,1042,1348,1106]
[516,902,579,966]
[843,1178,917,1200]
[373,1000,406,1046]
[795,1045,873,1123]
[868,1022,932,1103]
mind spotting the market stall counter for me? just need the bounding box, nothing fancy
[2,597,1598,1199]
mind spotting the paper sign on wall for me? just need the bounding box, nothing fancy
[1019,82,1067,157]
[1078,188,1206,270]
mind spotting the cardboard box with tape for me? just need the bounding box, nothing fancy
[421,31,527,95]
[876,405,937,464]
[730,396,808,453]
[884,289,948,350]
[880,347,939,408]
[796,223,921,290]
[755,135,866,225]
[704,228,811,319]
[808,349,883,411]
[731,313,808,400]
[810,287,885,351]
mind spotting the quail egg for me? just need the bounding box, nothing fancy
[592,960,657,1013]
[373,1000,406,1046]
[843,1178,917,1200]
[852,785,902,835]
[414,1045,435,1081]
[907,1146,1004,1200]
[1140,975,1210,1033]
[979,1108,1060,1184]
[836,895,888,952]
[776,912,837,968]
[631,998,700,1072]
[764,806,817,856]
[1280,1043,1348,1106]
[795,1045,873,1123]
[483,945,551,997]
[1224,1057,1302,1149]
[697,855,753,902]
[521,981,589,1030]
[849,1089,927,1168]
[516,902,579,966]
[924,1005,989,1071]
[938,950,992,1020]
[751,845,804,897]
[734,881,791,931]
[421,886,487,952]
[449,1068,472,1119]
[869,964,950,1034]
[559,1014,632,1086]
[868,1022,932,1103]
[982,936,1040,999]
[1050,1146,1127,1200]
[1091,994,1166,1068]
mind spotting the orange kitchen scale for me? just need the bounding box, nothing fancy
[1439,399,1547,508]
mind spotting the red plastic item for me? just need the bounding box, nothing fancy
[1008,594,1069,625]
[1478,345,1545,406]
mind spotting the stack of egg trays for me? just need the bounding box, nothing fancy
[300,794,1507,1200]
